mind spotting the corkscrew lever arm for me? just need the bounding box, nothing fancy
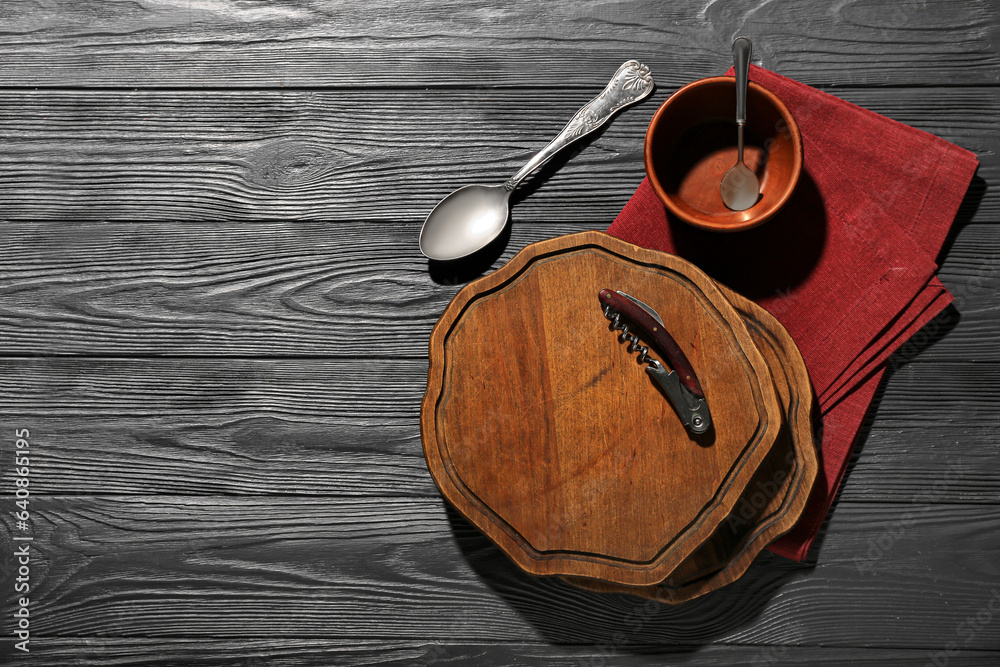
[599,289,712,435]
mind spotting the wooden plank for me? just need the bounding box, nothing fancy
[1,497,998,647]
[1,359,998,502]
[0,0,996,88]
[4,358,1000,424]
[1,220,997,359]
[0,358,423,419]
[12,639,1000,666]
[839,424,1000,505]
[5,417,431,497]
[0,87,994,223]
[3,416,997,504]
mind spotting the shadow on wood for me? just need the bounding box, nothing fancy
[802,303,961,563]
[427,220,513,286]
[443,503,811,649]
[665,170,828,299]
[937,172,987,265]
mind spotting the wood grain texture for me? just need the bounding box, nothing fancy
[1,496,998,648]
[3,416,997,504]
[0,0,996,88]
[0,0,997,662]
[422,232,784,585]
[0,358,424,419]
[1,221,997,360]
[11,640,1000,667]
[1,357,998,502]
[0,87,994,223]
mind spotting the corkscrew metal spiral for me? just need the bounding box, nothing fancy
[603,304,657,367]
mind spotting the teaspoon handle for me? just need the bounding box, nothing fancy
[733,37,752,126]
[503,60,654,192]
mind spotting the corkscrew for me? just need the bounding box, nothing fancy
[604,307,656,365]
[600,289,712,435]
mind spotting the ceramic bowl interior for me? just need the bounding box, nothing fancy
[644,77,802,232]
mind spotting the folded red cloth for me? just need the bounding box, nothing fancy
[607,65,978,560]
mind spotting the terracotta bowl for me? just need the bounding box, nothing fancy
[644,76,802,232]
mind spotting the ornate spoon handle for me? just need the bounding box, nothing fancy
[503,60,654,192]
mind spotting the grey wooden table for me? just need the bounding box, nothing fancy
[1,1,998,665]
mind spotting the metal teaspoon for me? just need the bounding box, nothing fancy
[419,60,654,261]
[720,37,760,211]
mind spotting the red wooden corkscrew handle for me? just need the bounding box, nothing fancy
[599,289,705,399]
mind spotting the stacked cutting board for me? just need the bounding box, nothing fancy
[421,231,818,603]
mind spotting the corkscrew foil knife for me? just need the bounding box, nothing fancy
[599,289,712,435]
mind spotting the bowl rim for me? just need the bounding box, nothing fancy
[644,76,803,232]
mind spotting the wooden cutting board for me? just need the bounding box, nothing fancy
[563,282,818,602]
[422,231,785,586]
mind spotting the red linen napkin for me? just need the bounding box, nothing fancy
[607,65,978,561]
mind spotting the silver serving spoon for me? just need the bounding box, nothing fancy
[720,37,760,212]
[419,60,654,261]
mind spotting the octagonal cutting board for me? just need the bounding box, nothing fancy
[421,231,784,586]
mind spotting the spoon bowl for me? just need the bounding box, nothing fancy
[720,161,760,211]
[419,185,511,261]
